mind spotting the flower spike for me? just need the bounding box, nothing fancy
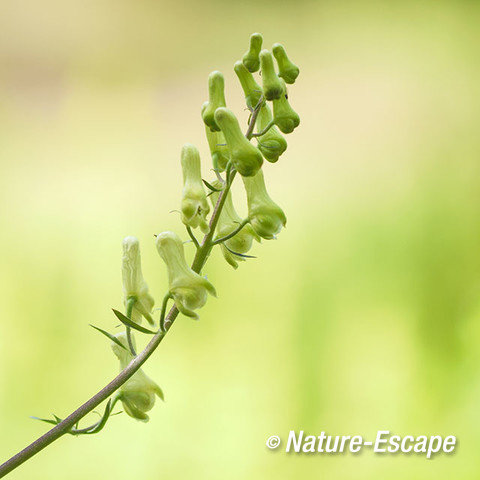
[156,231,216,319]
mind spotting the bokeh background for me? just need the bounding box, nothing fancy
[1,0,479,478]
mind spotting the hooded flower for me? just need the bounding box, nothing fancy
[112,332,163,422]
[259,49,284,101]
[180,143,210,234]
[202,71,227,132]
[242,32,263,73]
[209,180,260,269]
[255,103,287,163]
[203,112,230,172]
[214,107,263,177]
[273,80,300,134]
[272,43,300,84]
[242,169,286,239]
[122,236,155,325]
[234,60,263,111]
[155,231,216,319]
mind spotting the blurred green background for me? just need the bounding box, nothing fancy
[1,0,479,478]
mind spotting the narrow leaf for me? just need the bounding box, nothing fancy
[83,399,112,435]
[224,245,257,259]
[202,179,222,192]
[112,309,157,335]
[90,324,128,351]
[30,416,59,426]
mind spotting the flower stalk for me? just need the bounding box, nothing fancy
[0,33,300,478]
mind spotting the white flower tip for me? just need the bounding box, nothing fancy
[123,236,140,251]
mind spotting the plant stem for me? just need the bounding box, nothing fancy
[0,104,256,478]
[186,225,200,250]
[125,297,137,356]
[245,96,264,140]
[212,219,249,245]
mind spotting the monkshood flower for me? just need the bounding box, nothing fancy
[112,333,164,422]
[259,49,284,101]
[273,80,300,134]
[202,71,227,132]
[214,107,263,177]
[156,231,216,319]
[242,32,263,73]
[203,107,230,172]
[242,169,286,239]
[256,103,287,163]
[180,143,210,234]
[234,61,263,111]
[209,180,260,269]
[122,236,155,325]
[272,43,300,84]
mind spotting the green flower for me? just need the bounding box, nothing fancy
[121,236,155,325]
[180,143,210,234]
[156,231,216,319]
[214,107,263,177]
[272,43,299,84]
[112,333,163,422]
[209,180,260,269]
[259,49,284,101]
[234,61,262,111]
[273,81,300,134]
[242,32,263,73]
[242,170,286,239]
[202,71,227,132]
[255,103,287,163]
[203,115,229,172]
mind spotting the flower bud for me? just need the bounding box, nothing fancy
[242,170,286,240]
[122,237,155,325]
[156,231,216,319]
[203,111,229,172]
[242,32,263,73]
[234,61,262,111]
[214,107,263,177]
[209,181,260,269]
[112,333,163,422]
[256,103,287,163]
[202,71,227,132]
[180,143,210,234]
[259,50,284,101]
[272,43,300,84]
[273,81,300,133]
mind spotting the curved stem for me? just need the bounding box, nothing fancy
[125,297,137,356]
[186,225,200,250]
[245,96,264,140]
[159,293,173,333]
[212,219,249,245]
[251,120,275,138]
